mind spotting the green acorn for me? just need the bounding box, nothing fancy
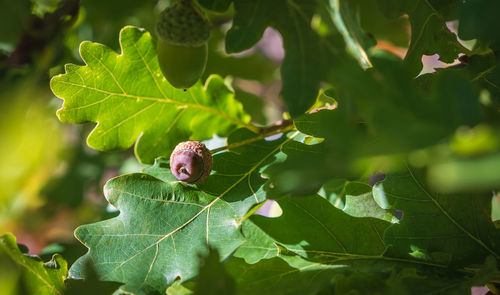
[156,0,210,89]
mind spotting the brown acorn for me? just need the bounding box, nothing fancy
[170,141,212,184]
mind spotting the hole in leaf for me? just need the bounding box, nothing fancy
[254,200,282,218]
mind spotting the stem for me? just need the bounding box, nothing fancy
[210,121,296,154]
[237,202,267,224]
[241,122,262,134]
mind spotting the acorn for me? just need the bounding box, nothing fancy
[156,0,210,89]
[170,141,212,184]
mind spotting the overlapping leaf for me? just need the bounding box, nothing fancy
[69,129,299,294]
[377,0,468,75]
[50,26,252,164]
[325,0,375,68]
[232,219,280,264]
[0,233,68,295]
[374,167,500,267]
[198,0,232,12]
[458,0,500,51]
[226,0,326,117]
[229,194,498,294]
[265,57,481,196]
[224,254,499,295]
[226,255,339,295]
[248,195,390,263]
[194,249,235,295]
[319,179,398,223]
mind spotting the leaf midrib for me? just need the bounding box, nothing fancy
[56,80,253,131]
[406,165,500,259]
[101,131,300,279]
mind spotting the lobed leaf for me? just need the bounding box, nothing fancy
[231,194,499,294]
[377,0,468,75]
[69,129,298,294]
[265,57,481,196]
[374,167,500,267]
[0,233,68,295]
[319,179,399,223]
[51,26,252,164]
[248,195,390,263]
[226,0,325,117]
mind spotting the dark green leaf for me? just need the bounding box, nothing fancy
[373,167,500,266]
[0,0,31,47]
[64,260,122,295]
[227,0,324,116]
[198,0,233,12]
[250,195,390,263]
[194,249,235,295]
[226,255,338,295]
[353,0,410,47]
[266,57,481,196]
[377,0,468,75]
[326,0,375,68]
[231,195,498,294]
[458,0,500,50]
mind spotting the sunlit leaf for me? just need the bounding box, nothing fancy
[51,26,254,164]
[69,129,298,294]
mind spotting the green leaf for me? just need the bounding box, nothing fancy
[373,167,500,266]
[250,195,390,263]
[50,26,254,164]
[265,57,481,196]
[225,254,500,295]
[377,0,468,75]
[194,248,235,295]
[453,54,500,103]
[233,194,500,294]
[458,0,500,51]
[198,0,232,12]
[69,129,298,294]
[226,255,338,295]
[226,0,324,117]
[0,0,31,48]
[352,0,410,47]
[233,219,280,264]
[166,280,194,295]
[0,233,68,295]
[326,0,375,68]
[319,179,399,223]
[64,260,122,295]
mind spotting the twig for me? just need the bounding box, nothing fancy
[210,120,296,154]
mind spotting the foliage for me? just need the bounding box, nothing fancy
[0,233,67,295]
[1,0,500,294]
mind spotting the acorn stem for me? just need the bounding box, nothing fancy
[209,121,296,154]
[179,167,189,175]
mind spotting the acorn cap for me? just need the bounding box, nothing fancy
[170,141,212,184]
[156,0,210,47]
